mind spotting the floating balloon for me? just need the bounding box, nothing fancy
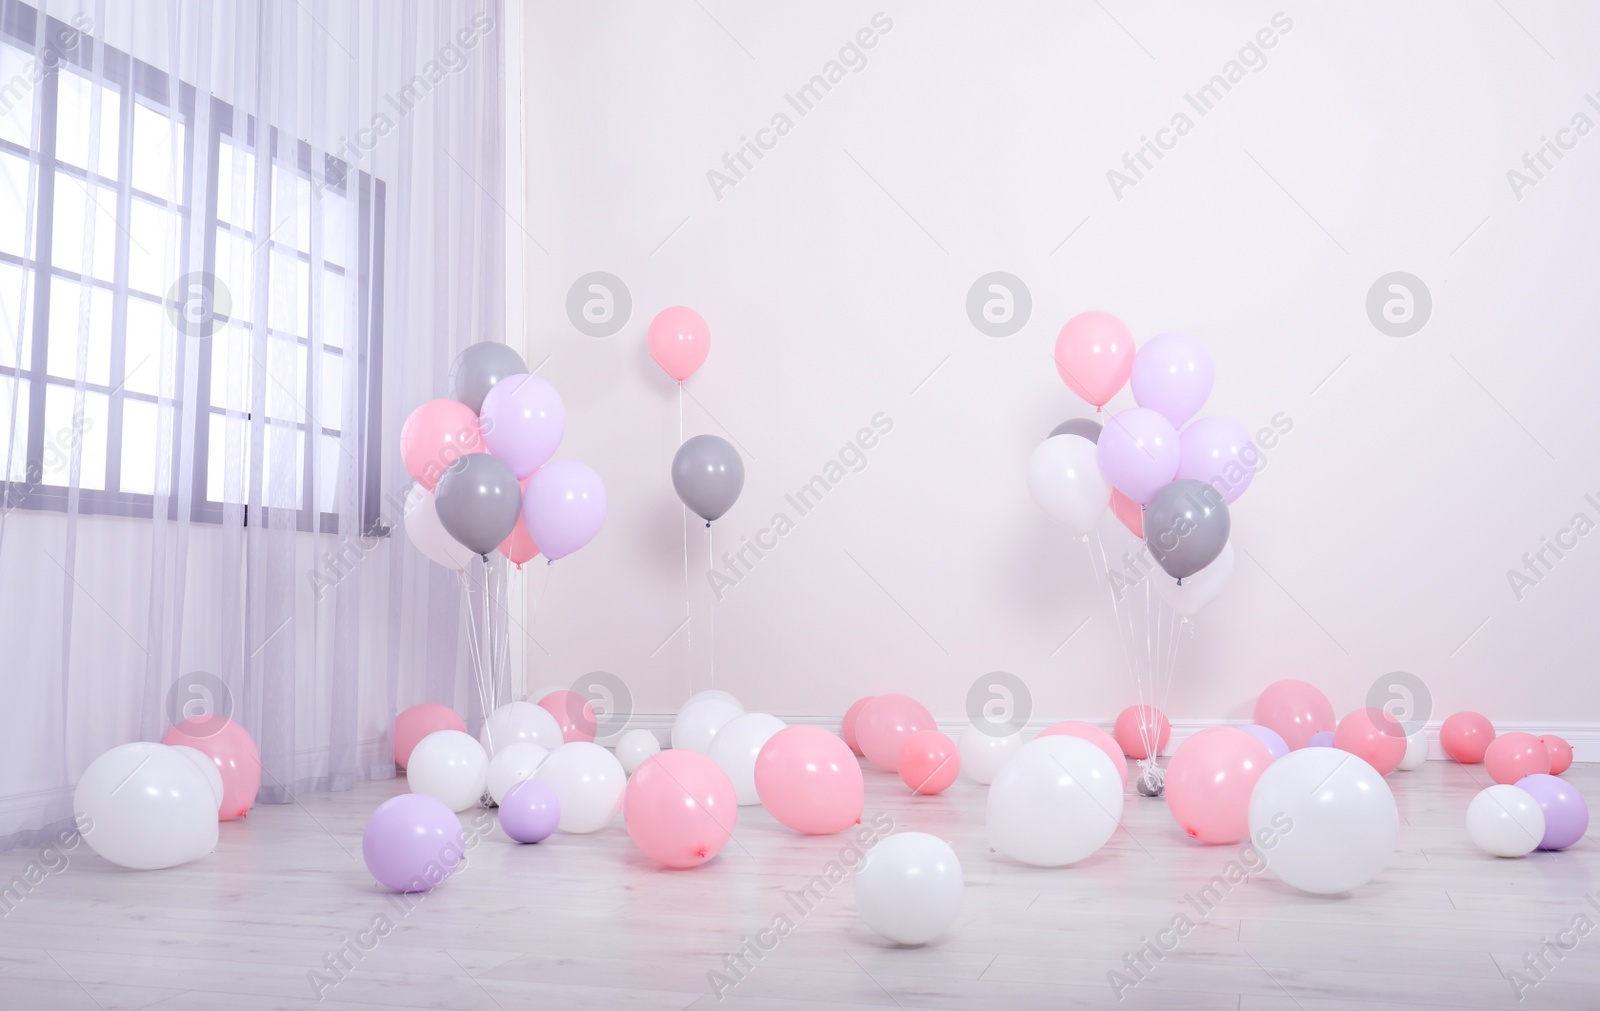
[987,736,1122,866]
[1485,732,1551,785]
[400,399,483,491]
[707,712,787,805]
[754,726,863,835]
[625,751,737,868]
[1096,407,1180,505]
[1152,540,1234,615]
[162,717,261,821]
[1053,311,1135,409]
[395,703,467,768]
[538,690,597,744]
[1466,784,1545,858]
[486,742,549,805]
[1253,680,1335,751]
[480,374,566,479]
[1110,487,1143,537]
[1037,721,1128,787]
[1542,735,1574,776]
[403,485,476,571]
[1334,708,1406,776]
[1440,712,1495,763]
[1049,418,1103,443]
[1113,705,1170,759]
[1165,727,1272,844]
[362,793,465,891]
[407,730,489,812]
[672,434,745,524]
[480,701,564,756]
[843,696,876,756]
[535,742,626,833]
[1144,479,1230,581]
[854,833,964,945]
[856,694,936,772]
[615,729,663,775]
[1248,748,1398,894]
[1130,332,1213,428]
[1177,416,1256,504]
[522,460,607,561]
[1027,435,1111,533]
[899,730,960,795]
[1517,774,1589,850]
[497,475,540,567]
[671,696,743,754]
[499,779,560,844]
[957,724,1022,785]
[648,306,711,382]
[449,342,527,414]
[74,743,218,870]
[1238,724,1289,762]
[434,453,523,557]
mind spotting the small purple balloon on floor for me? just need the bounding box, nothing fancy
[1517,774,1589,851]
[500,779,561,843]
[1240,724,1289,761]
[363,794,466,892]
[1307,731,1336,748]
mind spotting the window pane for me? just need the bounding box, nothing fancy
[119,397,174,496]
[41,384,108,490]
[0,43,36,147]
[51,172,118,282]
[267,246,309,336]
[216,142,255,227]
[317,432,342,514]
[0,377,29,482]
[262,421,303,509]
[212,229,254,324]
[131,103,185,199]
[207,411,248,504]
[208,323,252,414]
[317,348,343,428]
[0,261,31,371]
[54,70,120,182]
[261,332,306,423]
[0,151,36,260]
[270,165,311,254]
[46,278,112,385]
[319,268,347,350]
[321,188,352,268]
[123,296,176,397]
[127,198,182,296]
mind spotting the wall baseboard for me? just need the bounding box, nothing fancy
[608,715,1600,763]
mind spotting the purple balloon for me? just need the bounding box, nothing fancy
[1240,724,1289,761]
[362,794,466,892]
[1177,416,1256,505]
[1095,407,1180,505]
[499,779,561,843]
[1130,332,1213,428]
[1307,731,1336,748]
[480,373,566,479]
[1517,774,1589,850]
[523,459,607,561]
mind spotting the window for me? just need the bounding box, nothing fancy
[0,4,383,533]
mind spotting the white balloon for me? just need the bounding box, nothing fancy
[671,697,744,754]
[685,689,743,712]
[1397,729,1428,771]
[535,742,626,833]
[854,832,964,945]
[1247,748,1398,894]
[486,741,549,804]
[403,484,476,570]
[480,701,564,756]
[957,724,1022,785]
[614,729,662,775]
[1151,540,1234,617]
[73,743,218,870]
[707,713,787,805]
[1027,435,1111,534]
[407,730,489,811]
[987,737,1123,866]
[169,744,225,812]
[1466,784,1545,858]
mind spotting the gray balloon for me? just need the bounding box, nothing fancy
[433,453,523,556]
[1049,418,1102,443]
[449,342,528,414]
[1144,479,1230,582]
[672,434,744,524]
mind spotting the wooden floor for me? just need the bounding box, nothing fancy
[1,759,1596,1010]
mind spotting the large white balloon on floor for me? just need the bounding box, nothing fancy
[486,741,549,804]
[1247,748,1398,894]
[707,713,787,805]
[169,744,225,812]
[987,736,1123,866]
[1397,730,1428,771]
[480,701,564,755]
[671,696,744,754]
[535,741,626,833]
[74,743,219,870]
[407,730,489,811]
[614,729,662,775]
[854,832,964,945]
[957,724,1021,785]
[1466,784,1546,858]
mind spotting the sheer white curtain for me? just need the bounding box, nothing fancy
[0,0,507,849]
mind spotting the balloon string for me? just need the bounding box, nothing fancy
[458,567,492,756]
[707,523,716,689]
[1090,530,1142,750]
[679,384,692,692]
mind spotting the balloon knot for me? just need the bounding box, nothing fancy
[514,562,523,571]
[705,521,711,529]
[1176,577,1183,586]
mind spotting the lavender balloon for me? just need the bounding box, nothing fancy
[1177,416,1256,505]
[1307,731,1336,748]
[1240,724,1289,761]
[1095,408,1180,505]
[1517,774,1589,850]
[1130,332,1213,428]
[362,794,466,892]
[523,460,607,561]
[499,779,561,843]
[480,373,566,478]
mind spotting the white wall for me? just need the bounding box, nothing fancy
[520,1,1600,731]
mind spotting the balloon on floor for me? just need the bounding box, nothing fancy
[1164,727,1272,844]
[499,779,561,843]
[854,833,964,945]
[956,724,1021,785]
[1440,711,1495,763]
[75,743,218,870]
[363,793,465,891]
[1247,748,1398,894]
[987,737,1122,866]
[625,751,737,868]
[708,712,788,806]
[1516,774,1589,851]
[754,726,863,835]
[535,742,626,833]
[162,717,261,821]
[614,729,662,775]
[1253,680,1335,752]
[394,703,467,768]
[407,730,489,812]
[1466,784,1545,858]
[855,694,936,772]
[898,730,960,795]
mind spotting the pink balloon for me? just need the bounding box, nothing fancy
[648,306,711,382]
[898,730,960,795]
[522,460,607,561]
[856,694,936,771]
[1113,705,1171,759]
[1440,711,1495,763]
[1165,727,1272,843]
[538,690,597,744]
[497,474,540,568]
[1485,732,1551,785]
[1110,488,1143,538]
[1130,332,1213,428]
[1253,680,1335,751]
[1334,708,1406,775]
[842,696,876,757]
[394,703,467,768]
[1053,310,1135,409]
[754,726,864,834]
[1096,408,1180,505]
[480,374,566,479]
[1176,416,1256,505]
[162,718,261,821]
[1542,734,1574,776]
[624,751,736,868]
[1039,721,1129,787]
[400,399,483,491]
